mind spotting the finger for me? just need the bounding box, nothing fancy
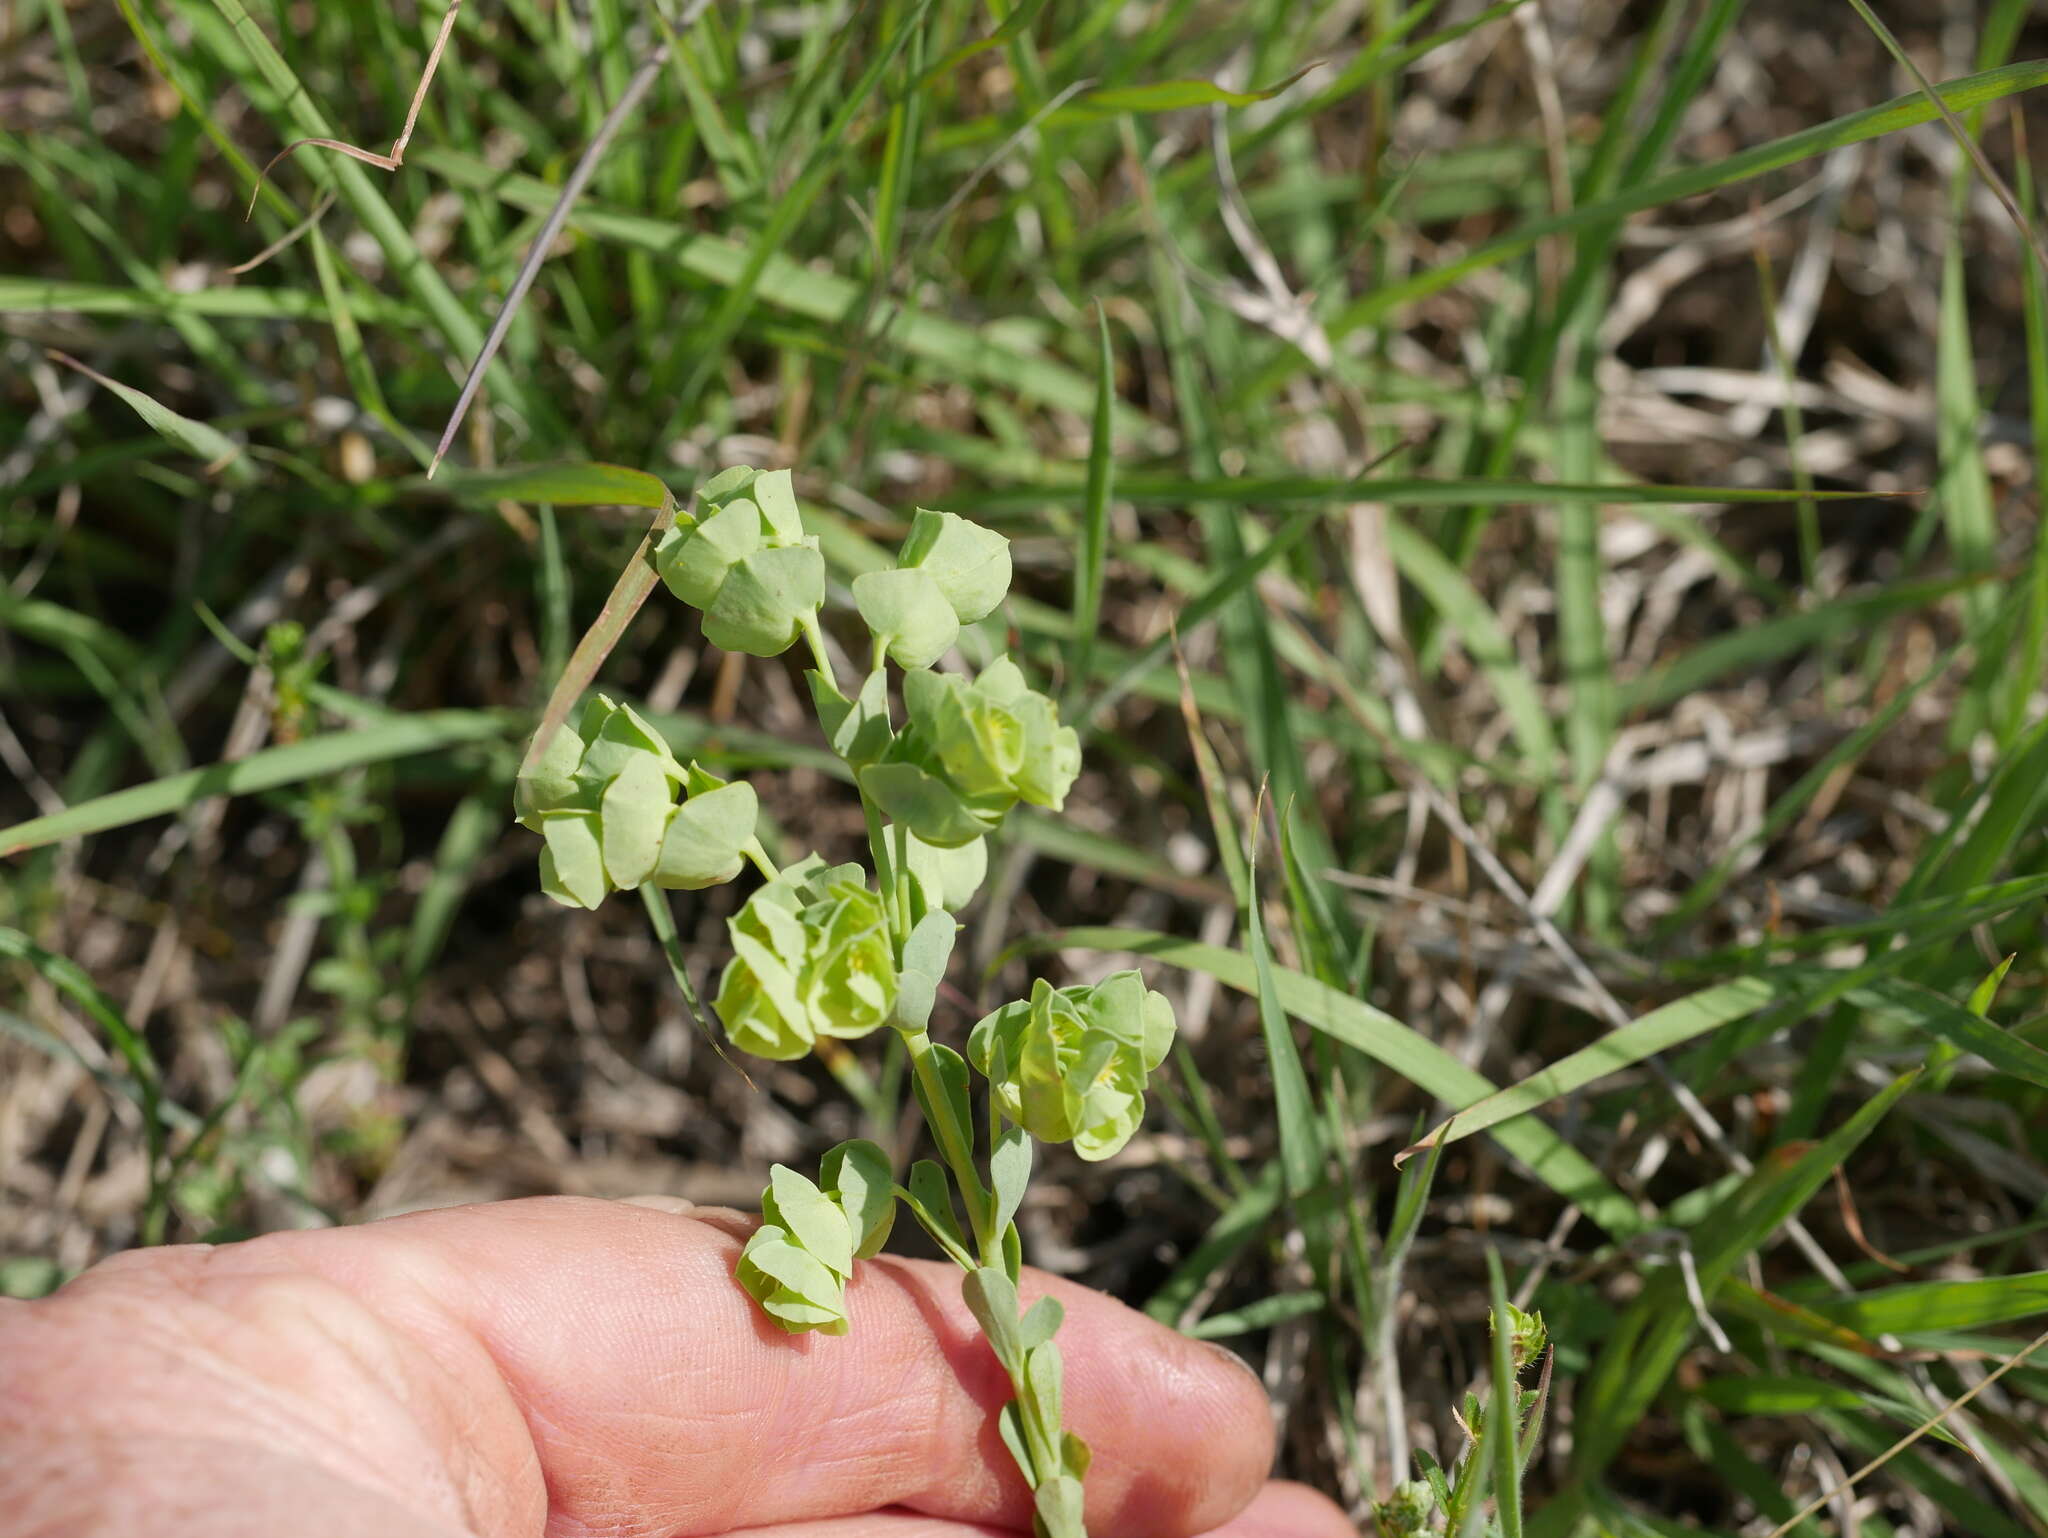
[720,1481,1356,1538]
[73,1196,1274,1538]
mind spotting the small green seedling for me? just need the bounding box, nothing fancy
[514,466,1177,1537]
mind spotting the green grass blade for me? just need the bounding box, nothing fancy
[0,711,514,856]
[1248,830,1324,1200]
[1806,1272,2048,1337]
[1403,978,1775,1159]
[1070,307,1115,704]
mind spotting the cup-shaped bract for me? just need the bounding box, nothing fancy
[853,566,959,670]
[897,508,1011,625]
[517,697,758,910]
[714,857,900,1059]
[967,972,1177,1161]
[857,658,1079,849]
[653,467,824,658]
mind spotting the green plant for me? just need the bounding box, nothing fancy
[513,465,1174,1537]
[1373,1271,1550,1538]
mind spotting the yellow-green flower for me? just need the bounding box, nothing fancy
[714,858,898,1060]
[857,658,1080,848]
[967,972,1176,1160]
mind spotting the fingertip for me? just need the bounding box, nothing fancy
[617,1195,696,1214]
[1227,1479,1358,1537]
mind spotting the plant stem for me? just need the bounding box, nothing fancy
[801,613,840,696]
[903,1027,993,1250]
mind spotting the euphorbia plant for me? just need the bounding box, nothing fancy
[513,466,1176,1538]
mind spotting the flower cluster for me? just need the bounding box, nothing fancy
[859,658,1081,848]
[653,466,825,657]
[517,466,1187,1536]
[968,972,1176,1161]
[514,695,757,910]
[736,1140,896,1335]
[714,856,898,1060]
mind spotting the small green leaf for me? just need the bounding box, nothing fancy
[540,812,609,909]
[1034,1474,1085,1534]
[1025,1338,1065,1437]
[514,720,586,829]
[901,1160,975,1269]
[765,1164,856,1278]
[842,668,897,766]
[1060,1431,1091,1481]
[1020,1294,1064,1353]
[655,502,762,610]
[899,508,1012,623]
[703,544,827,657]
[905,832,988,914]
[997,1403,1038,1483]
[893,907,958,1032]
[990,1124,1031,1236]
[964,1266,1024,1372]
[598,752,674,889]
[749,468,803,537]
[821,1139,897,1259]
[736,1225,848,1334]
[654,780,757,889]
[858,761,996,847]
[854,567,961,669]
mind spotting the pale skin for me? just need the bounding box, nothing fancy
[0,1195,1356,1538]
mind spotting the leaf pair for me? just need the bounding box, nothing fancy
[852,508,1013,669]
[737,1140,897,1335]
[653,466,825,657]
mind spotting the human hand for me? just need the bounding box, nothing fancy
[0,1196,1354,1537]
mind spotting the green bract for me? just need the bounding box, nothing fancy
[653,466,825,657]
[853,510,1012,669]
[898,508,1011,625]
[514,696,757,910]
[714,856,899,1060]
[857,658,1080,848]
[737,1141,897,1336]
[967,972,1177,1161]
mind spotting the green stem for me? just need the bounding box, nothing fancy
[904,1028,994,1253]
[801,612,840,696]
[743,836,780,880]
[863,799,899,943]
[890,820,914,940]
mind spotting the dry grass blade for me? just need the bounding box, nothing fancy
[226,190,337,276]
[243,0,464,218]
